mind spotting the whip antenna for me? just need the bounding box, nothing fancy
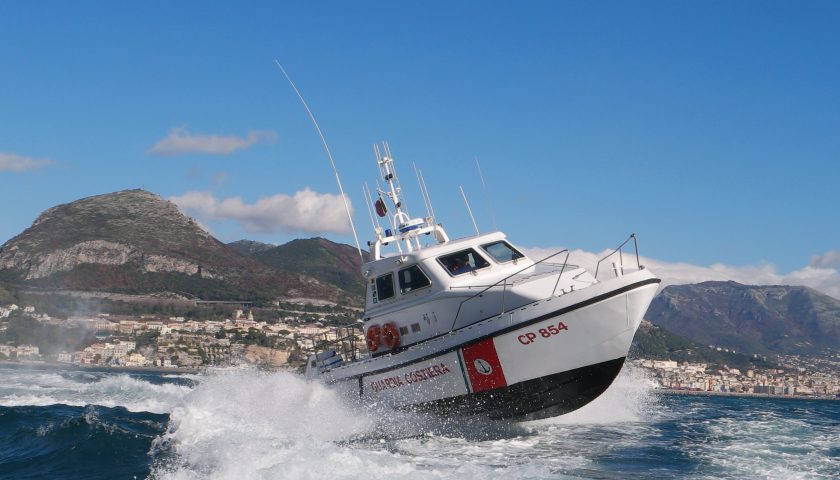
[413,162,433,220]
[274,60,363,260]
[460,186,480,236]
[474,156,497,231]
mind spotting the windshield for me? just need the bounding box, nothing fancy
[398,265,431,293]
[481,240,525,263]
[438,248,490,276]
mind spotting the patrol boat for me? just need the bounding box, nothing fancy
[304,146,661,421]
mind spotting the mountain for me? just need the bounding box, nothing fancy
[252,238,369,298]
[0,190,351,303]
[630,320,779,370]
[646,281,840,356]
[227,239,276,256]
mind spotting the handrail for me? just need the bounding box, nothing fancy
[594,233,642,279]
[450,248,570,331]
[304,321,365,363]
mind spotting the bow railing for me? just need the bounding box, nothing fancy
[594,233,643,280]
[450,248,571,331]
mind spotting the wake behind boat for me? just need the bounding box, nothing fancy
[305,145,660,421]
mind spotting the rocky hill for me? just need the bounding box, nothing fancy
[0,190,352,303]
[250,238,370,298]
[645,281,840,356]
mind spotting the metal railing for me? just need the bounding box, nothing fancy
[305,322,366,365]
[594,233,642,280]
[450,248,570,331]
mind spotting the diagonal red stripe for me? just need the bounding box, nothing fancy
[462,338,507,393]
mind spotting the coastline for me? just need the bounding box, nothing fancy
[658,388,839,401]
[0,359,203,375]
[2,361,837,401]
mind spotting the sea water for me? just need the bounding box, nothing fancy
[0,363,837,479]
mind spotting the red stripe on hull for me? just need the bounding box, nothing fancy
[461,338,507,392]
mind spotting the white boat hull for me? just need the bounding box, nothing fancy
[323,269,660,420]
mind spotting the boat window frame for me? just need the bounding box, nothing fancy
[397,264,432,295]
[373,272,396,302]
[480,240,525,265]
[437,247,492,277]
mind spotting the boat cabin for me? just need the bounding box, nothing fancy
[362,231,539,354]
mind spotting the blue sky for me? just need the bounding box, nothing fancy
[1,2,839,293]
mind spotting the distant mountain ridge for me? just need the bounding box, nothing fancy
[0,190,355,303]
[630,320,779,370]
[645,281,840,356]
[249,238,369,298]
[227,239,276,256]
[3,190,837,361]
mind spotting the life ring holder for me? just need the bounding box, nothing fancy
[366,325,381,352]
[382,322,400,350]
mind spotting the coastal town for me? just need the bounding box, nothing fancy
[2,301,839,399]
[631,357,840,398]
[0,301,359,371]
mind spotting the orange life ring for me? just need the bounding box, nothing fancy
[382,322,400,350]
[366,325,381,352]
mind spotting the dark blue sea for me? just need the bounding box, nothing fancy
[0,363,837,479]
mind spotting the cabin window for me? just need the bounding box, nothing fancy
[481,240,525,264]
[438,248,490,276]
[411,323,421,333]
[375,273,395,301]
[398,265,431,294]
[399,326,409,335]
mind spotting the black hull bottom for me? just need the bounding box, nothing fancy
[407,357,627,421]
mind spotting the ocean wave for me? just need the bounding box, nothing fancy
[688,398,840,479]
[0,365,193,413]
[4,363,837,479]
[0,404,168,479]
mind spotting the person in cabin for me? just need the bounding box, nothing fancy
[452,256,472,275]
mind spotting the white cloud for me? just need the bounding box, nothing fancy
[169,188,353,235]
[0,152,51,172]
[811,250,840,269]
[522,246,840,300]
[149,127,277,156]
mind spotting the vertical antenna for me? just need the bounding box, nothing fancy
[460,186,480,236]
[273,60,363,260]
[412,162,432,219]
[362,184,377,233]
[417,168,437,220]
[474,156,498,231]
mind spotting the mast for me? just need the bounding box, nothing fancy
[375,144,412,254]
[367,143,449,260]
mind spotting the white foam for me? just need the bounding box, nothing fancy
[143,364,838,480]
[152,368,387,479]
[0,367,191,413]
[694,411,840,479]
[150,366,659,479]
